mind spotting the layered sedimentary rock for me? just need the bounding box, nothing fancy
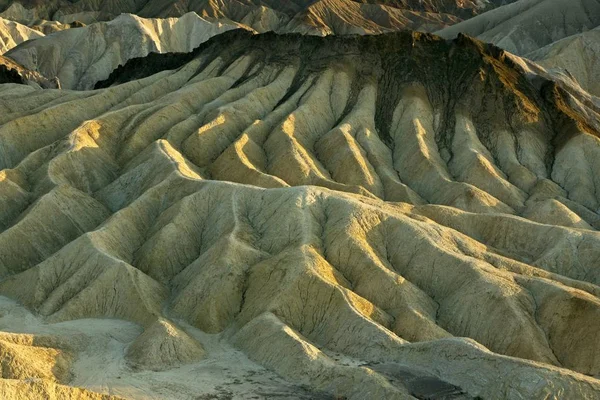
[0,16,43,53]
[526,27,600,97]
[4,12,243,90]
[437,0,600,96]
[0,0,515,33]
[0,326,123,399]
[0,30,600,399]
[277,0,462,35]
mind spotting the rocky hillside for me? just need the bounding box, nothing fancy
[0,0,517,32]
[437,0,600,96]
[0,0,522,92]
[0,53,57,87]
[0,30,599,399]
[0,16,42,53]
[4,12,243,90]
[525,27,600,97]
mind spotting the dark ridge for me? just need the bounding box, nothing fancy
[94,29,600,146]
[94,29,255,89]
[0,55,57,88]
[0,57,26,85]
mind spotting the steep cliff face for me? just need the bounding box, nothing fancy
[1,30,600,399]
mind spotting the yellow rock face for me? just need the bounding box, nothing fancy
[0,17,44,54]
[0,380,123,400]
[0,332,72,382]
[0,30,600,399]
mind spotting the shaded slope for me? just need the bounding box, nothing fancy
[436,0,600,54]
[0,53,56,86]
[526,27,600,97]
[436,0,600,96]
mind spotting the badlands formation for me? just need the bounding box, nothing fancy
[4,12,243,90]
[0,0,501,92]
[0,0,521,91]
[0,16,41,53]
[0,0,514,34]
[0,51,56,88]
[437,0,600,96]
[0,28,599,399]
[526,28,600,98]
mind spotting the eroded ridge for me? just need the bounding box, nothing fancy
[0,30,600,399]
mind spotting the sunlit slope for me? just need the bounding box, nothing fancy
[0,31,600,399]
[0,16,43,53]
[0,0,515,33]
[5,12,243,90]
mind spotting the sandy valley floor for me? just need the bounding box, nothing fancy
[0,296,324,399]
